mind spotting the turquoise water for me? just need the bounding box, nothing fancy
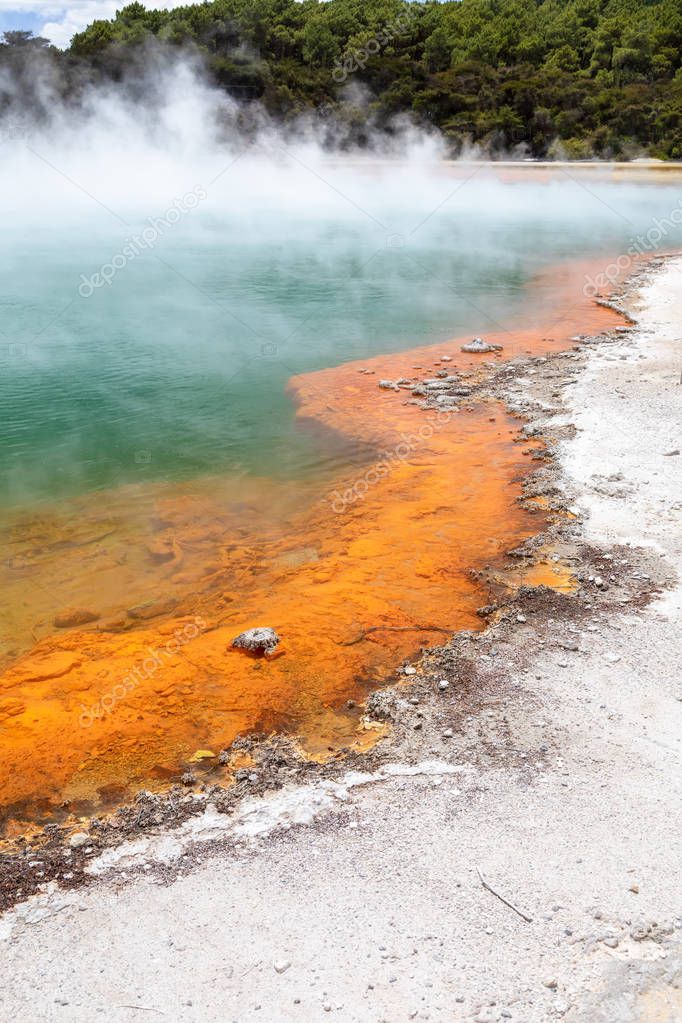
[2,163,681,508]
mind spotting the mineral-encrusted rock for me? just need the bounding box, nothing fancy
[461,337,503,354]
[231,626,280,655]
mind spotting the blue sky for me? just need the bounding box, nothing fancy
[0,2,189,48]
[0,9,45,33]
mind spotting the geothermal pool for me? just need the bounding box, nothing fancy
[1,152,681,832]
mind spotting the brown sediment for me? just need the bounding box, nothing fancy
[0,254,626,833]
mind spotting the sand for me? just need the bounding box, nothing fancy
[0,256,681,1023]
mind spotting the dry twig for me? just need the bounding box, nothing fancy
[476,867,533,923]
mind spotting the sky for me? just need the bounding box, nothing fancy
[0,1,189,48]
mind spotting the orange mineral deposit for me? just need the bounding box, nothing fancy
[0,255,626,831]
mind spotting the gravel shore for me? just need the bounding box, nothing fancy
[1,256,681,1023]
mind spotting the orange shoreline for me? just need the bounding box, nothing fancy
[0,254,626,834]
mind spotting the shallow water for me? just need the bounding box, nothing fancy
[1,161,680,831]
[2,162,681,506]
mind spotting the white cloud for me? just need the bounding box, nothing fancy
[0,1,190,49]
[42,2,119,48]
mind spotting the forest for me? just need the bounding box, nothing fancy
[2,0,682,158]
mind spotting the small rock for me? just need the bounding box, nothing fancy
[438,679,449,691]
[68,832,89,849]
[461,337,503,354]
[443,728,454,738]
[542,979,558,989]
[232,627,280,655]
[274,960,291,974]
[53,608,100,629]
[127,597,177,621]
[404,666,417,676]
[629,883,639,894]
[516,613,527,623]
[145,538,177,564]
[181,771,195,786]
[603,937,619,948]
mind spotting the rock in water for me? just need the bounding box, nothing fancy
[127,597,178,621]
[460,337,503,354]
[53,608,100,628]
[232,627,280,655]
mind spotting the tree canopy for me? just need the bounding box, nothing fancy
[3,0,682,158]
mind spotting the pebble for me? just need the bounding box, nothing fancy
[542,979,558,989]
[404,666,417,676]
[438,679,449,691]
[443,729,454,738]
[274,960,291,974]
[68,832,89,849]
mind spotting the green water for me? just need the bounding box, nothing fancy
[2,165,680,508]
